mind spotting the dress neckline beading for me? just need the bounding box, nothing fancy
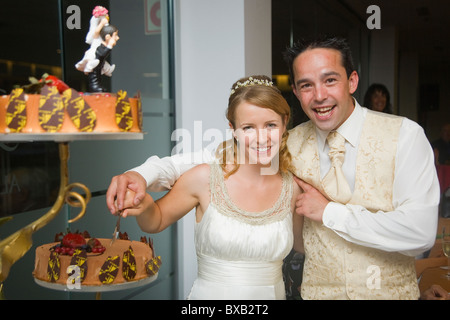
[209,163,293,225]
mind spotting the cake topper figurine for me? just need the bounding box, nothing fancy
[87,24,119,92]
[75,6,119,92]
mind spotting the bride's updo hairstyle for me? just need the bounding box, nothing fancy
[216,75,293,177]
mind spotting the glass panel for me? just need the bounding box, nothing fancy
[1,0,176,300]
[0,142,60,216]
[0,0,62,216]
[64,0,176,300]
[0,0,61,92]
[272,0,369,128]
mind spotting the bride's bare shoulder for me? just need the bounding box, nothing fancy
[179,163,211,187]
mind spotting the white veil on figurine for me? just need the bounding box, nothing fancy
[75,6,115,76]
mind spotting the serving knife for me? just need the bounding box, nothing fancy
[110,210,123,245]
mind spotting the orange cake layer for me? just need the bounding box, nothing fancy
[33,239,153,286]
[0,93,142,134]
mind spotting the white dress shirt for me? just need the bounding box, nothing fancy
[131,101,440,256]
[318,102,439,256]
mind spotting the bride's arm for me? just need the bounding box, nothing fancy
[121,164,209,233]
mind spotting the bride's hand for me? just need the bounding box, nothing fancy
[120,189,153,218]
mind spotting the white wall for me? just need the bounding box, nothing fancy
[173,0,271,299]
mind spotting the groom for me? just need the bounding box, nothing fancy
[106,36,439,299]
[281,37,438,299]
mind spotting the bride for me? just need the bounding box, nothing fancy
[117,75,303,300]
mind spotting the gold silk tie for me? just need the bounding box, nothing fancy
[322,131,352,203]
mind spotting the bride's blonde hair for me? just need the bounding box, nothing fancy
[216,75,293,178]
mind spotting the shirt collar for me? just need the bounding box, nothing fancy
[316,98,365,151]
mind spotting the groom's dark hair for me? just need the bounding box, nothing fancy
[283,36,356,86]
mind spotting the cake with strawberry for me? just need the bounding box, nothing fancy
[33,231,161,287]
[0,74,142,134]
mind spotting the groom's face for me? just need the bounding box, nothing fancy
[291,48,358,132]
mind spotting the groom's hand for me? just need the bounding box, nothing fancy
[293,176,329,222]
[106,171,147,214]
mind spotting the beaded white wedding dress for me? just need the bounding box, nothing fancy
[187,163,294,300]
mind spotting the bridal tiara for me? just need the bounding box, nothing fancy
[230,77,274,96]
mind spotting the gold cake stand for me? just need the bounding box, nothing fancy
[0,132,143,299]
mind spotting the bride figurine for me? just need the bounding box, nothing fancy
[75,6,115,77]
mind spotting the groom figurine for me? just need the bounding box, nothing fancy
[88,24,119,92]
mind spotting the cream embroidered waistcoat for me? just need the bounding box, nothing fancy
[287,110,419,300]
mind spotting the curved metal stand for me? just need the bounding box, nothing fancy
[0,142,90,286]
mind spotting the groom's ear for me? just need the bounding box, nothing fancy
[348,71,359,95]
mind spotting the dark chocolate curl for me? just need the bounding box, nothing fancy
[47,251,61,282]
[62,88,97,132]
[38,85,64,132]
[69,249,88,282]
[115,90,133,131]
[145,256,162,276]
[99,255,120,284]
[122,246,137,281]
[6,88,27,132]
[136,91,143,130]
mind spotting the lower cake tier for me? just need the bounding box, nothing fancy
[0,92,142,134]
[33,239,156,286]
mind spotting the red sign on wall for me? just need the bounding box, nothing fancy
[145,0,161,35]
